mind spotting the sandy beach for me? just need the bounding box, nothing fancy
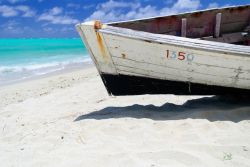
[0,65,250,167]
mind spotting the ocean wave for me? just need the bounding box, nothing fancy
[0,57,92,74]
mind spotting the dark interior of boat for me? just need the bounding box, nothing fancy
[109,5,250,46]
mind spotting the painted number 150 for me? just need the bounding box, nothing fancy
[166,49,194,62]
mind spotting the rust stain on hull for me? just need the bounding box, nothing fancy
[96,31,107,57]
[94,20,108,61]
[95,32,109,62]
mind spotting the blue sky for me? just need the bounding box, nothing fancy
[0,0,249,38]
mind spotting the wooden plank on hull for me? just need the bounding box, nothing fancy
[114,59,250,89]
[112,56,250,79]
[115,65,238,89]
[101,32,250,89]
[103,32,250,71]
[101,26,250,55]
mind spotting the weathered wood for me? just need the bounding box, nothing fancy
[111,56,250,79]
[76,22,118,74]
[101,26,250,55]
[77,5,250,96]
[110,5,250,39]
[201,32,249,43]
[181,18,187,37]
[99,27,250,89]
[215,13,222,38]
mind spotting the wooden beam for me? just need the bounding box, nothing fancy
[201,32,249,44]
[214,13,222,38]
[181,18,187,37]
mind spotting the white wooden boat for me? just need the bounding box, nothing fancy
[76,5,250,95]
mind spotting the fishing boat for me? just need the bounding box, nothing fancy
[76,5,250,95]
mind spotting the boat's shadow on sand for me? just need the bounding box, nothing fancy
[75,96,250,122]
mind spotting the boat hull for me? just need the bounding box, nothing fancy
[76,6,250,95]
[100,73,250,95]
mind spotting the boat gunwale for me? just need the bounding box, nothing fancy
[99,25,250,56]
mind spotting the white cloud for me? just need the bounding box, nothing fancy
[15,5,35,17]
[207,2,219,9]
[67,3,81,9]
[172,0,200,10]
[38,7,79,25]
[49,6,62,15]
[164,0,174,5]
[67,3,95,10]
[0,5,18,17]
[97,0,140,11]
[83,4,95,10]
[0,5,35,17]
[0,20,30,35]
[0,20,19,31]
[6,0,27,4]
[85,0,201,23]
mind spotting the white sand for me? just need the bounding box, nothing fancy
[0,66,250,167]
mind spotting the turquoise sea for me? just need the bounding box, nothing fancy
[0,38,90,85]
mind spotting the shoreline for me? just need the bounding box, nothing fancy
[0,60,93,87]
[0,63,98,109]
